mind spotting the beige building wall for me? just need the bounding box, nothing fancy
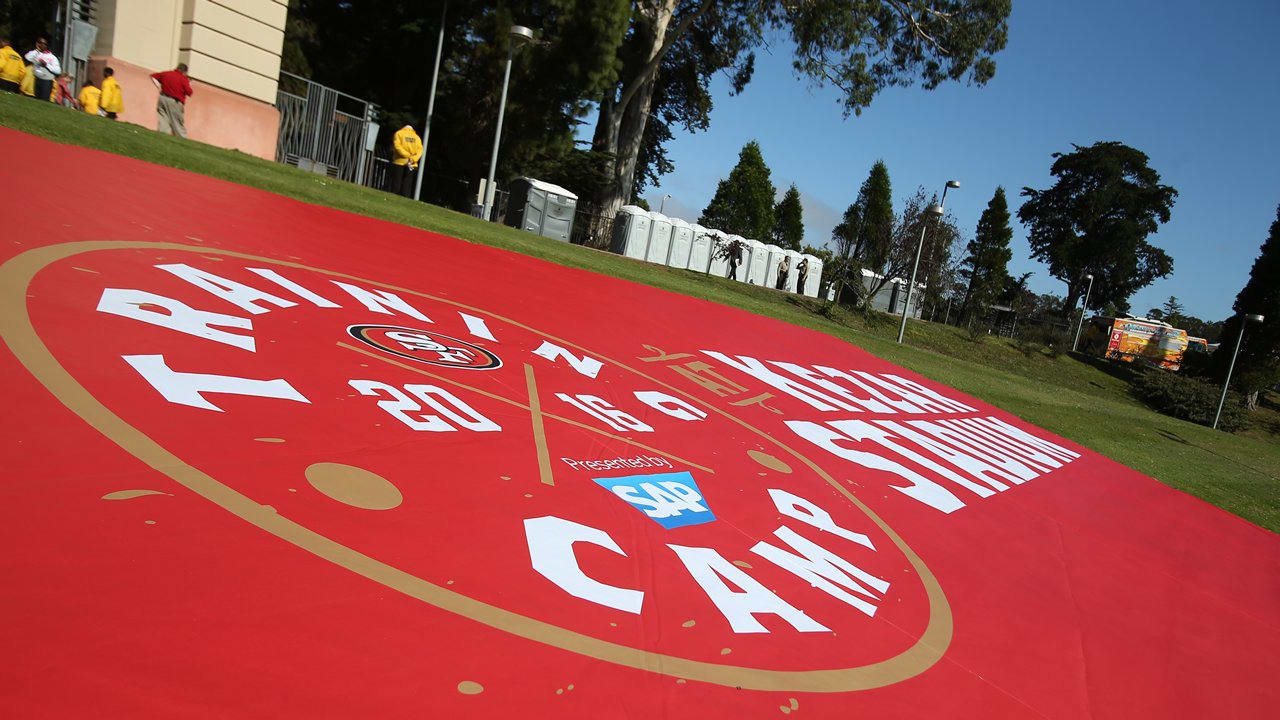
[89,0,287,159]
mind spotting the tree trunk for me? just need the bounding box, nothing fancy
[1061,282,1081,318]
[1246,390,1260,411]
[593,1,679,216]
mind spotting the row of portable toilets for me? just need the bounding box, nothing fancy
[608,206,823,297]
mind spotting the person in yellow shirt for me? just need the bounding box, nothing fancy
[388,124,423,198]
[20,63,35,96]
[99,66,124,119]
[79,79,101,115]
[0,38,24,93]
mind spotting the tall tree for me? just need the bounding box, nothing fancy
[772,184,805,251]
[1018,141,1178,316]
[591,0,1012,216]
[698,140,776,239]
[1214,206,1280,409]
[858,186,959,310]
[960,187,1013,317]
[830,161,895,306]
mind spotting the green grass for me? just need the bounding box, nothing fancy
[3,92,1277,531]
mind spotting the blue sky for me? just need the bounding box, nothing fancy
[636,0,1279,321]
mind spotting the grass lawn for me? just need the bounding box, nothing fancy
[3,92,1276,531]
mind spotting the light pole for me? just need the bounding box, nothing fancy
[1213,313,1265,430]
[413,1,448,202]
[659,193,671,214]
[481,24,534,222]
[897,179,958,344]
[1071,273,1095,352]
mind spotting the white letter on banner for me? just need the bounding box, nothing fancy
[633,391,707,421]
[123,355,308,411]
[156,263,296,315]
[752,527,889,618]
[767,489,874,549]
[784,419,966,513]
[331,281,432,323]
[668,544,829,633]
[245,268,341,308]
[532,341,603,378]
[700,351,858,412]
[97,288,255,351]
[525,516,643,614]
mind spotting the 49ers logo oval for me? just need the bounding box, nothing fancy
[349,324,502,370]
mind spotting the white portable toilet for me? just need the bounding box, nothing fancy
[610,205,651,260]
[688,225,714,273]
[745,240,770,285]
[783,249,804,292]
[667,218,694,269]
[800,254,822,297]
[763,244,786,289]
[645,212,674,264]
[727,235,750,281]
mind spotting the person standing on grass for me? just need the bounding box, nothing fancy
[24,37,60,102]
[389,124,423,198]
[0,38,24,93]
[100,67,123,119]
[79,78,101,115]
[151,63,193,137]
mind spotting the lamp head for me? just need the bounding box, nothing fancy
[926,204,944,217]
[945,180,961,189]
[1085,273,1093,280]
[510,25,534,44]
[1245,313,1265,323]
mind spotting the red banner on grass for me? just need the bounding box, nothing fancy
[1,128,1277,718]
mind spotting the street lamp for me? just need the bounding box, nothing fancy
[1071,273,1095,352]
[659,193,672,214]
[413,2,449,202]
[1213,313,1265,430]
[897,179,958,344]
[481,24,535,222]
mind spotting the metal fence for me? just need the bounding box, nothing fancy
[569,205,615,248]
[276,72,379,185]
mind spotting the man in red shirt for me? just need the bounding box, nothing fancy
[150,63,193,138]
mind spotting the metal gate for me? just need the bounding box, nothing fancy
[276,71,379,186]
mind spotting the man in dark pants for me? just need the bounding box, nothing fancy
[24,38,60,101]
[388,124,423,198]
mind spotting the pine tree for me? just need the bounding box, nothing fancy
[855,161,894,270]
[960,187,1014,317]
[772,185,805,251]
[698,141,777,240]
[1215,205,1280,409]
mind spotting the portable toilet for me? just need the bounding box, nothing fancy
[781,249,803,292]
[610,205,651,260]
[644,212,674,264]
[732,235,747,280]
[800,254,822,297]
[688,225,714,273]
[707,232,731,277]
[742,239,767,285]
[504,177,578,242]
[667,218,694,269]
[763,244,786,289]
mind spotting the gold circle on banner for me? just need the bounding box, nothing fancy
[305,462,403,510]
[0,241,952,692]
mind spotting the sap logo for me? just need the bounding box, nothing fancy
[593,471,715,529]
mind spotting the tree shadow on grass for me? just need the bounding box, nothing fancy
[1073,352,1146,385]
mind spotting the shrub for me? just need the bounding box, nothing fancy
[1131,370,1250,431]
[1016,323,1071,357]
